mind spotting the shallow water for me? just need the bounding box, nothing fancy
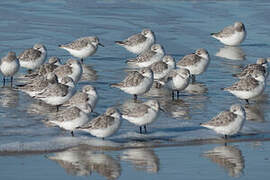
[0,0,270,179]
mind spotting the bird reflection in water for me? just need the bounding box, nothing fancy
[184,82,208,95]
[48,146,121,179]
[202,145,245,177]
[244,104,265,122]
[80,63,98,82]
[216,46,246,61]
[121,146,160,173]
[0,87,19,108]
[159,97,189,119]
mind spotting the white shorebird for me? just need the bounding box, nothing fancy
[222,70,266,104]
[121,99,160,134]
[47,106,89,136]
[200,104,246,139]
[18,72,58,97]
[126,44,165,68]
[176,48,210,82]
[115,29,155,55]
[59,36,104,63]
[53,59,82,84]
[0,52,20,87]
[151,55,175,83]
[63,85,98,113]
[18,43,47,73]
[110,67,153,100]
[33,76,76,110]
[164,68,190,99]
[233,58,269,79]
[76,107,121,139]
[211,22,246,46]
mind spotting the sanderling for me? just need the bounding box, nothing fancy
[18,43,47,72]
[122,99,160,134]
[176,48,210,82]
[202,145,244,177]
[222,70,266,104]
[110,67,153,100]
[126,44,165,68]
[0,52,20,87]
[59,36,104,63]
[47,106,89,136]
[233,58,268,79]
[164,68,190,99]
[63,85,98,113]
[151,55,175,82]
[53,59,82,84]
[33,76,76,110]
[211,22,246,46]
[18,72,58,97]
[200,104,246,139]
[76,107,121,139]
[115,29,155,55]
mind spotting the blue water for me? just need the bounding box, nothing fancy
[0,0,270,179]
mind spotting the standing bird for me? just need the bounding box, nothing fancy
[76,107,121,139]
[115,29,155,55]
[222,70,266,104]
[233,58,269,79]
[121,99,160,134]
[200,104,246,139]
[110,68,154,100]
[126,44,165,68]
[18,43,47,73]
[164,68,191,99]
[59,36,104,63]
[0,52,20,87]
[211,22,246,46]
[177,48,210,82]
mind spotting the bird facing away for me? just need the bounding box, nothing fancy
[211,22,246,46]
[59,36,104,63]
[110,67,154,100]
[121,99,160,134]
[0,52,20,87]
[151,55,176,81]
[115,29,155,55]
[76,107,121,139]
[18,43,47,72]
[177,48,210,82]
[200,104,246,139]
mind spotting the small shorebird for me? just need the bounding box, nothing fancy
[222,70,265,104]
[200,104,246,139]
[211,22,246,46]
[59,36,104,63]
[18,43,47,73]
[176,48,210,82]
[110,67,153,100]
[47,106,89,136]
[126,44,165,68]
[115,29,155,55]
[0,52,20,87]
[151,55,175,82]
[76,107,121,139]
[121,99,160,134]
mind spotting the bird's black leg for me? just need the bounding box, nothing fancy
[80,59,84,63]
[2,77,5,87]
[177,91,180,98]
[144,125,147,133]
[139,126,142,134]
[134,94,137,101]
[172,91,175,100]
[192,75,196,83]
[71,131,74,137]
[27,69,32,74]
[56,105,60,112]
[224,135,228,139]
[10,76,13,88]
[245,99,249,104]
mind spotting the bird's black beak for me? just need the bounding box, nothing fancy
[98,43,104,47]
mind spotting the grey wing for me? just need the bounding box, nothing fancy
[81,115,114,129]
[122,71,144,86]
[54,65,73,78]
[125,34,146,46]
[62,38,89,50]
[206,111,236,126]
[122,104,149,117]
[151,61,168,73]
[136,50,156,62]
[225,77,258,91]
[215,25,235,38]
[177,54,200,66]
[18,49,41,61]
